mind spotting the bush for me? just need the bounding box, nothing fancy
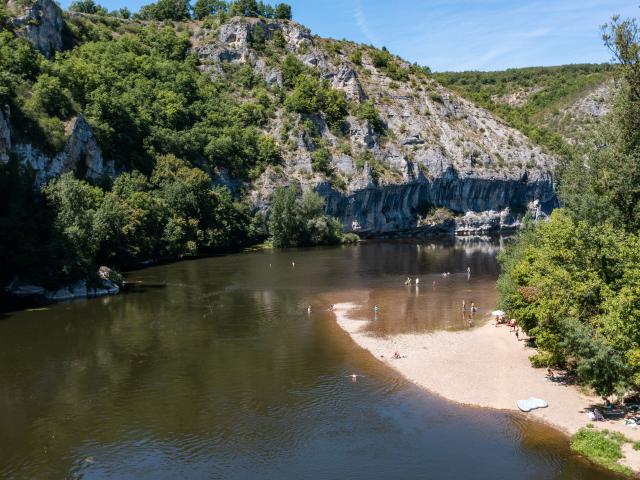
[355,100,384,134]
[268,185,345,248]
[571,428,631,475]
[310,148,332,176]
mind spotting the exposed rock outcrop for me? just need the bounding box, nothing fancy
[6,266,120,302]
[10,115,115,185]
[321,171,557,235]
[193,16,558,236]
[7,0,64,58]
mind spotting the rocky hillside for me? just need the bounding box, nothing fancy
[0,0,559,237]
[435,64,616,150]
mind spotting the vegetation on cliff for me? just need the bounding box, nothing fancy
[435,64,613,154]
[0,0,363,289]
[498,14,640,397]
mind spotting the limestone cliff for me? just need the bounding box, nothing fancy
[6,0,64,58]
[193,17,557,234]
[1,108,115,184]
[3,9,560,236]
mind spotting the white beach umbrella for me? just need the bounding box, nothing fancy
[491,310,505,317]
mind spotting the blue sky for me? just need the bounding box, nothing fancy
[57,0,639,71]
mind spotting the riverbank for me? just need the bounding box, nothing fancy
[333,302,640,475]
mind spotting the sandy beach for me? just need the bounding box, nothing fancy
[333,302,640,474]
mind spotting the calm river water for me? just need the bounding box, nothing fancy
[0,240,623,479]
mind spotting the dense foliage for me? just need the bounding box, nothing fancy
[135,0,293,21]
[498,15,640,397]
[0,157,255,286]
[0,4,358,288]
[268,184,355,248]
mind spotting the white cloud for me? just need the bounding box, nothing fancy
[353,0,378,45]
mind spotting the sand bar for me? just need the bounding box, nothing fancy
[333,302,640,473]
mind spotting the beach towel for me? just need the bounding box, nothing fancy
[517,397,548,412]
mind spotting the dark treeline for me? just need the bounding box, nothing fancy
[67,0,292,22]
[498,15,640,397]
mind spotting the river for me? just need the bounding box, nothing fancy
[0,239,623,479]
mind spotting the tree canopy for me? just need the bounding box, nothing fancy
[498,12,640,397]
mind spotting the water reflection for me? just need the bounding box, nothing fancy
[0,240,623,479]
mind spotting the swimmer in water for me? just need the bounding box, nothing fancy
[347,374,364,383]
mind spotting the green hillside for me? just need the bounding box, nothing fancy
[434,64,615,153]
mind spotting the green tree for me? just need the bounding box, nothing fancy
[560,16,640,232]
[138,0,191,21]
[193,0,228,19]
[229,0,259,17]
[42,173,104,280]
[268,185,345,248]
[69,0,108,15]
[27,74,75,119]
[355,100,385,134]
[273,3,292,20]
[311,148,332,176]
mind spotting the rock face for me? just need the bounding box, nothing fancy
[192,16,559,236]
[7,0,64,58]
[4,112,116,185]
[321,172,557,235]
[6,267,120,302]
